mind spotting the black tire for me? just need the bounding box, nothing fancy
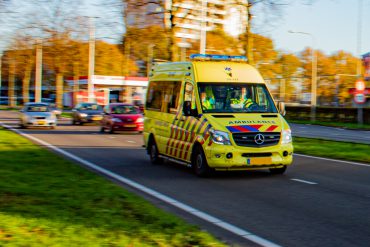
[109,125,114,134]
[192,146,212,177]
[149,138,162,164]
[269,165,287,175]
[100,126,105,133]
[72,119,77,125]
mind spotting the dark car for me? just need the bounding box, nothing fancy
[100,103,144,134]
[72,102,103,125]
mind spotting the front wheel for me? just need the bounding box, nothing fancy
[192,146,212,177]
[269,165,287,175]
[149,138,162,164]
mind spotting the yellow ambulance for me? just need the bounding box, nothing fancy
[143,54,293,176]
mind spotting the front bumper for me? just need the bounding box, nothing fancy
[80,115,103,123]
[204,143,293,171]
[24,119,56,127]
[112,122,143,132]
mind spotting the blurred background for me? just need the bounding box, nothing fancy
[0,0,369,117]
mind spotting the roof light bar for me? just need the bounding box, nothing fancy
[190,54,248,62]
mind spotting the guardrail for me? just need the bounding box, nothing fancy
[285,106,370,124]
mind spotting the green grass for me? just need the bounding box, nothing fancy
[289,119,370,130]
[294,137,370,163]
[60,112,73,118]
[0,128,225,247]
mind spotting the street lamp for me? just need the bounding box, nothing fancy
[289,30,317,121]
[200,0,207,54]
[35,39,43,103]
[147,44,155,76]
[87,17,96,103]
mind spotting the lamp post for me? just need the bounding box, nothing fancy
[0,51,2,99]
[147,44,155,76]
[289,30,317,122]
[35,39,43,103]
[87,17,96,103]
[200,0,207,54]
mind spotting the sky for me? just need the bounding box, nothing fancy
[264,0,370,56]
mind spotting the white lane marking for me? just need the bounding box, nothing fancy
[294,154,370,168]
[290,179,317,185]
[0,123,281,247]
[127,140,136,143]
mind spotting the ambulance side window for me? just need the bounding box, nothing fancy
[146,81,181,113]
[146,81,162,111]
[163,81,181,114]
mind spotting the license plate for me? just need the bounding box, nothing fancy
[246,157,272,165]
[37,121,46,125]
[124,124,136,128]
[92,116,102,120]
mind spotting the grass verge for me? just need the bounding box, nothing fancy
[60,112,73,118]
[0,127,225,247]
[289,119,370,130]
[293,137,370,163]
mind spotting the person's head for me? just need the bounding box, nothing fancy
[201,92,207,101]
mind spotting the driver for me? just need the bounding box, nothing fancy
[241,87,254,108]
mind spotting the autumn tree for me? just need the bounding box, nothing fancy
[275,53,301,101]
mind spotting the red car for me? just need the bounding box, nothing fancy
[100,103,144,134]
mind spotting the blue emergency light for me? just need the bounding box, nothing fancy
[190,54,248,62]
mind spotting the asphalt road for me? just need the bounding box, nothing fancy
[290,123,370,144]
[1,110,370,247]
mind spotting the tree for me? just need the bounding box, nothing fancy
[275,53,301,102]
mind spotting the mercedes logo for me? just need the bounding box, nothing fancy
[254,133,265,145]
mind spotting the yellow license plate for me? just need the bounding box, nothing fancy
[92,116,102,120]
[37,121,46,125]
[124,124,136,127]
[247,157,272,165]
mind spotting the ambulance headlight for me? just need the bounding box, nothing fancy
[210,130,231,145]
[282,129,292,144]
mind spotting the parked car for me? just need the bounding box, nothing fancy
[19,102,57,129]
[71,103,104,125]
[100,103,144,134]
[48,103,62,118]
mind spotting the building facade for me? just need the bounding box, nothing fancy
[126,0,247,48]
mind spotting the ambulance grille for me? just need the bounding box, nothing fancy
[232,132,281,147]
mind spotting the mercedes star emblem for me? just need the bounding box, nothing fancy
[254,133,265,145]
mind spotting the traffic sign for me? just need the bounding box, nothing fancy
[354,93,366,104]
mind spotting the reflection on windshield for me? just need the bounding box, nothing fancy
[198,83,278,113]
[112,105,138,114]
[79,104,102,111]
[26,105,49,112]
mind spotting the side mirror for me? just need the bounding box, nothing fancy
[277,101,286,116]
[183,101,198,117]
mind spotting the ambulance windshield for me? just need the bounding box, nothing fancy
[198,83,278,114]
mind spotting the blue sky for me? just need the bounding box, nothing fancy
[265,0,369,56]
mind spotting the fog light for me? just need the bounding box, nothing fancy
[226,153,233,159]
[283,151,289,157]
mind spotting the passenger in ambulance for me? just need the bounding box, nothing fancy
[201,86,215,110]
